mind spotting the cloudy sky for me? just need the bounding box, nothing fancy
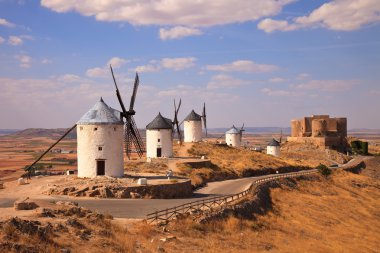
[0,0,379,129]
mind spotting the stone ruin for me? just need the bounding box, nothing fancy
[287,115,347,150]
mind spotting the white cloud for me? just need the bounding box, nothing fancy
[15,54,31,68]
[40,0,294,27]
[296,73,310,80]
[159,26,203,40]
[134,57,196,72]
[135,64,161,73]
[107,57,128,68]
[257,19,296,33]
[258,0,380,33]
[261,88,302,97]
[8,36,23,46]
[207,74,250,90]
[0,18,16,28]
[56,74,82,83]
[295,79,357,92]
[0,36,5,44]
[161,57,196,71]
[41,58,52,64]
[86,56,128,78]
[205,60,278,73]
[86,67,108,78]
[269,77,286,83]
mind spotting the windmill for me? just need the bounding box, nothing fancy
[173,98,182,144]
[110,65,145,159]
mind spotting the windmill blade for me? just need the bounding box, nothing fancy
[24,124,77,175]
[110,65,127,114]
[129,73,139,111]
[125,115,145,159]
[202,102,207,137]
[240,123,245,132]
[124,122,132,159]
[173,98,182,144]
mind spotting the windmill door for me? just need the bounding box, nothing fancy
[157,148,162,157]
[96,160,105,176]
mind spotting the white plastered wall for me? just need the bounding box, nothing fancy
[184,120,202,142]
[226,133,241,147]
[266,146,280,157]
[146,129,173,159]
[77,124,124,178]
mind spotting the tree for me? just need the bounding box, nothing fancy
[316,164,332,178]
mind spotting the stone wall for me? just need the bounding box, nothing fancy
[47,180,193,199]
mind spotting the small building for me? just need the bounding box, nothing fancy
[267,139,280,157]
[184,110,202,143]
[225,125,242,147]
[77,98,124,178]
[146,113,173,159]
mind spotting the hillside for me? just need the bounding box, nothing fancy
[5,128,77,139]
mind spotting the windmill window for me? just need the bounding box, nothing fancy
[98,146,103,151]
[158,138,161,143]
[80,127,83,131]
[94,127,98,131]
[114,127,117,131]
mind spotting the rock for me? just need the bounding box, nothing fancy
[14,201,39,210]
[17,178,27,185]
[159,235,176,242]
[99,187,114,198]
[137,178,147,185]
[130,192,142,199]
[86,189,100,197]
[60,249,71,253]
[68,186,89,197]
[157,246,166,252]
[0,182,4,189]
[36,208,56,217]
[66,218,85,229]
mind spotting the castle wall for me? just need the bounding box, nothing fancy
[77,124,124,178]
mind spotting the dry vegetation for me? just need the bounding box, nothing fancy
[4,158,377,252]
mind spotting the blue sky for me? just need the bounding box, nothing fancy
[0,0,379,129]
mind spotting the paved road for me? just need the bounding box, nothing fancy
[37,173,297,218]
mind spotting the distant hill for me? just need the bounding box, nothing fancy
[208,127,291,134]
[348,128,380,134]
[0,129,21,136]
[6,128,77,139]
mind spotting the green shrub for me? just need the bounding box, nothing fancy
[316,164,332,177]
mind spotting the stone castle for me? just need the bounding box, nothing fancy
[287,115,347,150]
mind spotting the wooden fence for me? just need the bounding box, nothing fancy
[145,169,317,224]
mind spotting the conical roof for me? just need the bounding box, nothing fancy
[184,110,201,121]
[268,138,280,147]
[226,125,240,134]
[77,97,123,125]
[146,113,172,130]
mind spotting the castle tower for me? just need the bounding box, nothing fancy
[225,125,241,147]
[77,98,124,178]
[267,139,280,157]
[184,110,202,143]
[146,113,173,159]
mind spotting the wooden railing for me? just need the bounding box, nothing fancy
[145,169,317,224]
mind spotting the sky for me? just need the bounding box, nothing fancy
[0,0,379,130]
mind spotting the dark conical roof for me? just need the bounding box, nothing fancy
[268,138,280,147]
[77,97,123,125]
[226,125,240,134]
[146,113,173,130]
[184,110,201,121]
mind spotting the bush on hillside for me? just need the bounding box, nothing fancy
[316,164,332,177]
